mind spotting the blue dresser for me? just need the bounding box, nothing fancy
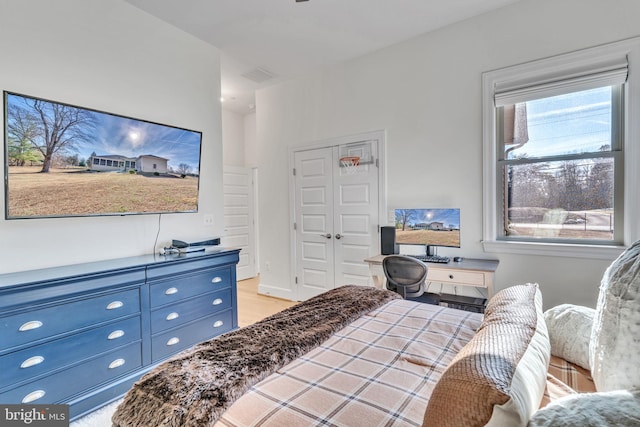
[0,249,240,420]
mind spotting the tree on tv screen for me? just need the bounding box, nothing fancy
[7,97,96,173]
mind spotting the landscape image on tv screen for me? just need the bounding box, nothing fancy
[395,208,461,248]
[4,92,202,219]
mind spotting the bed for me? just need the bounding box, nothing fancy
[110,283,577,427]
[112,241,640,427]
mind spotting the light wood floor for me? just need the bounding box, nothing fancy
[237,276,296,327]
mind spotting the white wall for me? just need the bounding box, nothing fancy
[0,0,223,273]
[255,0,640,308]
[222,109,246,167]
[244,113,258,168]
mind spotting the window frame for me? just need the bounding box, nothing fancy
[482,37,640,259]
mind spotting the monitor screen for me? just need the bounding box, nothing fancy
[394,208,461,248]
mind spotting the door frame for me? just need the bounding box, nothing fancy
[288,130,387,301]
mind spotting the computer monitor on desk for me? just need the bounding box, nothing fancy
[394,208,460,256]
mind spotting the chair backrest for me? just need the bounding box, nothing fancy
[382,255,428,298]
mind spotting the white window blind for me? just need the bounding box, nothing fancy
[494,54,628,106]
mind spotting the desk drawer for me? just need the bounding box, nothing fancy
[0,316,141,388]
[150,288,232,334]
[1,289,140,350]
[428,269,486,287]
[151,309,233,362]
[0,342,142,404]
[149,267,231,308]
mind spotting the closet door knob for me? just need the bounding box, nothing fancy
[320,233,332,239]
[335,233,342,239]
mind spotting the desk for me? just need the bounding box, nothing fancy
[364,255,499,297]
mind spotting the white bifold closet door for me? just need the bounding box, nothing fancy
[293,141,379,300]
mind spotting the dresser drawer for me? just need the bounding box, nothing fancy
[0,289,140,350]
[151,309,233,362]
[149,267,231,308]
[0,342,142,404]
[150,288,232,334]
[428,269,486,287]
[0,316,141,388]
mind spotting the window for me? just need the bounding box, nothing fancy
[498,86,622,244]
[482,38,640,258]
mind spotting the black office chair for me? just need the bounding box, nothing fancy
[382,255,429,299]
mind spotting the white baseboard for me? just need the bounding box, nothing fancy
[258,283,296,301]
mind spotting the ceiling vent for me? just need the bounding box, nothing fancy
[241,67,276,83]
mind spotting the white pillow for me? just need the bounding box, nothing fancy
[590,240,640,391]
[528,388,640,427]
[544,304,594,370]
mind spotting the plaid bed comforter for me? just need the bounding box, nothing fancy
[215,299,483,427]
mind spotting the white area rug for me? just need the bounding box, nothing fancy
[70,399,122,427]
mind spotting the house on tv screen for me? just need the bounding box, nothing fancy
[88,154,168,174]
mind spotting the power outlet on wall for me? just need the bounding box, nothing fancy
[265,261,271,271]
[203,214,214,226]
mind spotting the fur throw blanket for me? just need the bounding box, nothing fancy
[111,285,400,427]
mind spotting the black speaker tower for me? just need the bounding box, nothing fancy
[381,226,397,255]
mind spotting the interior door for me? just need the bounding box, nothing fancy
[293,140,379,300]
[294,148,335,300]
[333,142,379,287]
[223,165,257,281]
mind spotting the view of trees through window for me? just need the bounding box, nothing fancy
[501,86,617,241]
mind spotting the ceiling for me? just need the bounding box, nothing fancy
[125,0,522,115]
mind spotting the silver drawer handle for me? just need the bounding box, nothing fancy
[21,356,45,368]
[213,320,224,328]
[211,276,223,283]
[106,301,124,310]
[212,298,223,305]
[165,287,179,295]
[166,312,180,321]
[108,358,125,369]
[166,337,180,346]
[22,390,46,403]
[108,330,125,340]
[19,320,43,332]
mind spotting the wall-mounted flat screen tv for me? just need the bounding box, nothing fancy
[394,208,461,251]
[4,91,202,219]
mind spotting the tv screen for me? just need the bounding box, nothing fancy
[4,91,202,219]
[394,208,461,248]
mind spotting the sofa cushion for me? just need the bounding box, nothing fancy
[590,240,640,391]
[544,304,594,370]
[422,283,550,427]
